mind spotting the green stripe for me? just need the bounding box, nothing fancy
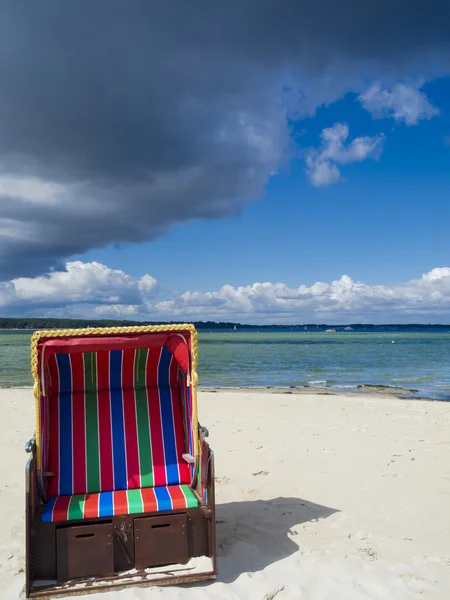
[126,489,144,514]
[84,352,100,492]
[181,485,199,508]
[134,348,153,487]
[68,495,85,520]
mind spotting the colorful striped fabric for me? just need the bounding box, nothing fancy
[41,484,199,523]
[45,345,190,499]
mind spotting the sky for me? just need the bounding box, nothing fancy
[1,1,450,324]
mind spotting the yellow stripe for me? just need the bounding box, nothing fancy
[136,348,140,382]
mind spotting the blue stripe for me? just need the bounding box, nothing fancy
[158,346,171,387]
[154,486,172,511]
[41,497,57,523]
[57,354,73,496]
[158,347,179,485]
[109,350,127,490]
[99,491,114,517]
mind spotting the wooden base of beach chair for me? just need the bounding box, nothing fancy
[27,505,216,598]
[26,443,217,598]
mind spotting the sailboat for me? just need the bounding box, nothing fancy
[344,325,354,331]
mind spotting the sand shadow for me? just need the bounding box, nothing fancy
[214,496,339,583]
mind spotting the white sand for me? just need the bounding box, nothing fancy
[1,388,450,599]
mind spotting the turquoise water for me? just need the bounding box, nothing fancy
[1,330,450,399]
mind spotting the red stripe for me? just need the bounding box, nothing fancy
[47,356,55,395]
[113,490,128,516]
[70,353,84,393]
[70,354,87,495]
[41,361,50,481]
[40,395,46,493]
[147,347,166,486]
[47,354,60,498]
[122,349,140,489]
[84,493,100,519]
[145,344,160,387]
[169,351,179,386]
[167,485,188,510]
[141,487,158,512]
[97,351,114,492]
[52,496,71,521]
[170,363,189,484]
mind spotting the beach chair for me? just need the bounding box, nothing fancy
[25,325,216,597]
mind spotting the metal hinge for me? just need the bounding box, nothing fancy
[25,438,35,454]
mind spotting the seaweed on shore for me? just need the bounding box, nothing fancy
[357,384,419,393]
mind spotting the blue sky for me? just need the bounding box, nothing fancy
[1,4,450,323]
[73,78,450,294]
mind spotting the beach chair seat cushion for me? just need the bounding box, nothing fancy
[41,484,199,523]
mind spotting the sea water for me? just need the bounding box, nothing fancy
[1,329,449,399]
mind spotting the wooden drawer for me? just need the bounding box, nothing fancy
[56,522,114,582]
[134,513,188,569]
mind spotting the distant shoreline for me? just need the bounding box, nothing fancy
[2,323,450,332]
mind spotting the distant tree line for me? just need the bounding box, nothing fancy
[0,317,243,330]
[0,317,449,330]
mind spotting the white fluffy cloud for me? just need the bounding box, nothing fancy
[155,268,450,323]
[359,83,440,125]
[2,261,450,324]
[1,261,158,313]
[306,123,385,186]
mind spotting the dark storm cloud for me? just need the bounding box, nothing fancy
[0,0,449,278]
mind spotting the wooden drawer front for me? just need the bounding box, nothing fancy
[56,523,114,582]
[134,514,188,569]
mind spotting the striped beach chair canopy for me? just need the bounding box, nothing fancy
[31,325,200,523]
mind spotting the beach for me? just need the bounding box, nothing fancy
[1,387,450,599]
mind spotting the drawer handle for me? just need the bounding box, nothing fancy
[152,523,170,529]
[75,533,95,539]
